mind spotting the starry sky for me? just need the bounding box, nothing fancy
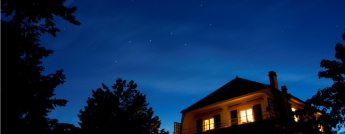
[34,0,345,133]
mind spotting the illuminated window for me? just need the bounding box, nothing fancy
[240,109,253,124]
[318,124,324,132]
[315,112,324,132]
[203,118,214,131]
[291,108,297,121]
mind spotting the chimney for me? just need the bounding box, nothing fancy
[281,85,288,94]
[268,71,278,89]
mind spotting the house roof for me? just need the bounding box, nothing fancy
[181,77,271,113]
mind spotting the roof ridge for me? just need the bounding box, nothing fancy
[181,77,270,113]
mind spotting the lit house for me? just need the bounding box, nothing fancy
[175,71,307,134]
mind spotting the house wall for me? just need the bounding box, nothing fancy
[288,97,305,110]
[180,88,275,134]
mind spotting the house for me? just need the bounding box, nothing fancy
[174,71,310,134]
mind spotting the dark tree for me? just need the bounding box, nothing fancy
[1,0,80,36]
[78,78,169,134]
[299,29,345,133]
[1,0,80,133]
[293,104,330,133]
[49,119,81,134]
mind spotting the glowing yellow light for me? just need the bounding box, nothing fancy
[210,118,214,130]
[291,107,296,112]
[204,120,209,131]
[240,109,253,124]
[318,124,324,132]
[247,109,253,122]
[240,111,247,123]
[291,107,298,122]
[203,118,214,131]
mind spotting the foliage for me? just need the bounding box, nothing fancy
[1,0,80,133]
[49,119,81,134]
[78,78,169,134]
[297,29,345,133]
[293,105,330,133]
[1,0,80,36]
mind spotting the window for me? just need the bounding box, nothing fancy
[230,110,238,126]
[240,109,254,124]
[318,124,324,132]
[267,98,276,118]
[196,119,202,133]
[253,104,262,121]
[197,114,220,132]
[203,118,214,131]
[291,107,298,122]
[214,114,221,128]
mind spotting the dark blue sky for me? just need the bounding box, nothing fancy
[35,0,345,132]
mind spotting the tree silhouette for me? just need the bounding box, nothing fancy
[78,78,169,134]
[49,119,81,134]
[298,29,345,133]
[1,0,80,36]
[1,0,80,133]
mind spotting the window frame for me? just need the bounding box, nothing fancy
[203,117,215,132]
[230,110,238,126]
[240,108,254,124]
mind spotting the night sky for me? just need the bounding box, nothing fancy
[35,0,345,132]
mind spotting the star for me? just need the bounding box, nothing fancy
[171,32,172,34]
[150,40,152,42]
[115,61,118,62]
[201,4,202,6]
[185,44,187,45]
[129,41,131,43]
